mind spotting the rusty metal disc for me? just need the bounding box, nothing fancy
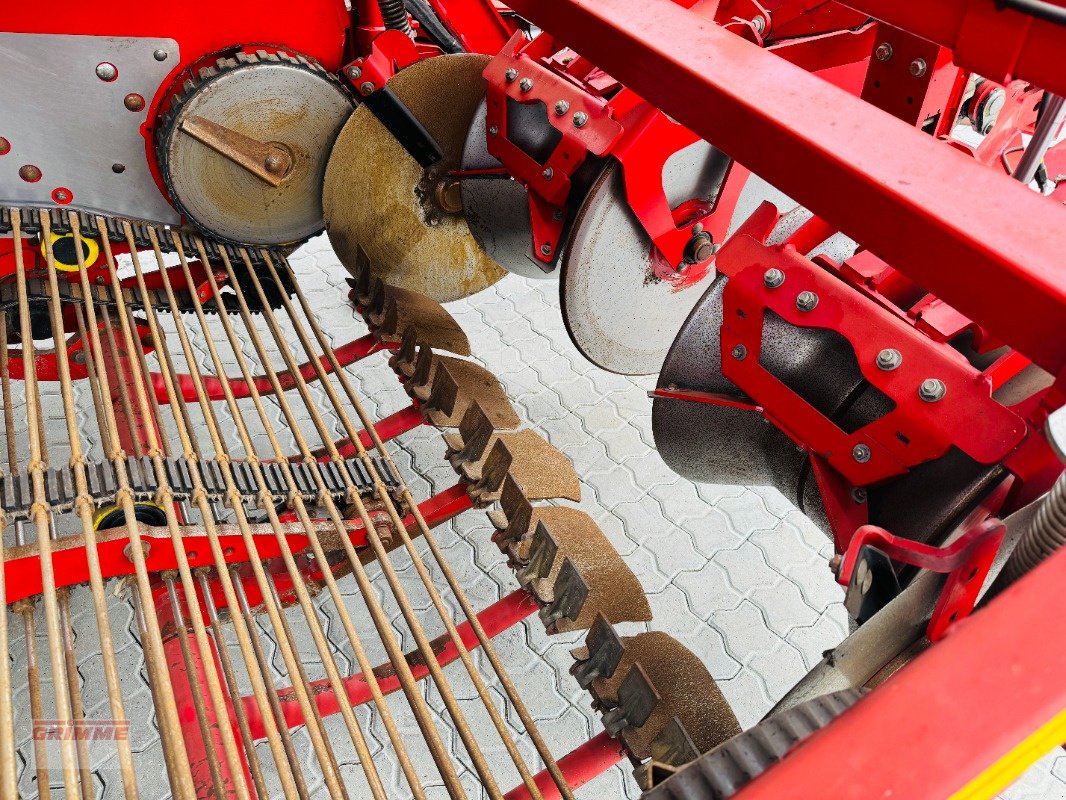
[323,54,505,302]
[158,52,353,246]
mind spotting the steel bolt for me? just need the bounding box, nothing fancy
[519,77,534,93]
[72,349,86,364]
[346,65,362,80]
[909,58,928,78]
[540,243,552,256]
[0,137,9,156]
[573,111,589,127]
[53,188,71,203]
[851,487,868,503]
[751,16,766,34]
[542,167,554,180]
[918,378,947,402]
[18,164,41,183]
[505,68,518,82]
[123,93,145,112]
[95,62,118,81]
[796,290,819,311]
[731,344,747,361]
[874,42,893,62]
[876,348,902,371]
[857,559,873,594]
[763,268,785,288]
[852,443,872,463]
[488,125,498,136]
[359,81,375,96]
[153,49,169,62]
[554,99,570,115]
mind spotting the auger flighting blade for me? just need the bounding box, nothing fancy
[515,509,653,633]
[323,54,506,302]
[582,631,741,765]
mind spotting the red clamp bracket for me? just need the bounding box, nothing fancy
[484,32,624,262]
[837,519,1005,641]
[341,29,421,95]
[717,203,1026,486]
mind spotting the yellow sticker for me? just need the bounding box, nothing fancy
[42,231,99,272]
[951,706,1066,799]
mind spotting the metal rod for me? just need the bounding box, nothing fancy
[261,250,570,798]
[1013,93,1066,185]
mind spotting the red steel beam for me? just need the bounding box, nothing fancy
[733,546,1066,799]
[841,0,1066,99]
[241,588,540,738]
[506,0,1066,379]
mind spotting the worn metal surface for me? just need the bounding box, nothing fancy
[0,33,180,223]
[460,98,549,279]
[160,52,352,245]
[323,54,506,302]
[560,149,725,376]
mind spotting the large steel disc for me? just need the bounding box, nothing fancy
[560,144,729,375]
[159,53,353,246]
[323,54,505,302]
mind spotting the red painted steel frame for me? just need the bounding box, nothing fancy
[734,545,1066,798]
[503,730,625,800]
[242,588,539,737]
[842,0,1066,99]
[504,0,1066,383]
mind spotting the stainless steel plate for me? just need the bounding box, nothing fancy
[0,33,180,224]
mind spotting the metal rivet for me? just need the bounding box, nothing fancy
[542,167,553,180]
[573,111,589,127]
[918,378,946,402]
[519,77,534,92]
[731,344,747,360]
[540,243,552,256]
[909,58,928,77]
[346,65,362,79]
[153,49,168,62]
[859,560,873,594]
[0,137,9,156]
[553,209,564,221]
[852,443,871,463]
[874,42,893,62]
[124,541,151,562]
[112,163,126,174]
[52,188,71,203]
[95,62,118,81]
[18,164,41,183]
[359,81,375,96]
[123,93,145,112]
[72,349,86,364]
[488,125,498,136]
[851,487,868,503]
[796,290,819,311]
[505,68,518,82]
[876,348,902,371]
[554,99,570,115]
[763,268,785,288]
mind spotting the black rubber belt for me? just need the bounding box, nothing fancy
[0,454,402,523]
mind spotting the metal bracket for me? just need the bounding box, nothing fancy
[837,519,1006,641]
